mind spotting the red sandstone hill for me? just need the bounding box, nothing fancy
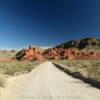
[15,37,100,61]
[15,46,45,61]
[43,48,100,60]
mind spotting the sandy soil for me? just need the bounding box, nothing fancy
[0,61,100,100]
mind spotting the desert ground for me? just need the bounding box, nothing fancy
[0,37,100,100]
[0,61,100,100]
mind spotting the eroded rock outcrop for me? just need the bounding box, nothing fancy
[43,47,100,60]
[15,46,45,61]
[15,46,100,61]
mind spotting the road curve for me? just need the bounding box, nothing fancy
[0,61,100,100]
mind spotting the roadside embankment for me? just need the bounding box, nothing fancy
[53,61,100,89]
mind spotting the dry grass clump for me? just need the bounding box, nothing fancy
[0,61,39,76]
[0,74,7,87]
[0,51,16,58]
[0,61,39,87]
[54,60,100,82]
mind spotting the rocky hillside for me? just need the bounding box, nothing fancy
[43,37,100,60]
[56,37,100,50]
[15,37,100,61]
[15,46,45,61]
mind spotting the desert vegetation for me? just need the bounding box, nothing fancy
[0,61,39,87]
[56,37,100,50]
[0,74,6,88]
[0,50,16,58]
[54,60,100,82]
[0,37,100,88]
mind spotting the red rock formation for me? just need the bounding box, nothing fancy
[16,46,45,62]
[43,47,100,60]
[15,46,100,61]
[86,52,100,60]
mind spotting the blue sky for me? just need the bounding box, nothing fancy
[0,0,100,49]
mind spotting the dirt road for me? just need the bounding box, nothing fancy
[0,61,100,100]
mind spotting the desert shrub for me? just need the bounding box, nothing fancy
[0,75,6,87]
[54,60,100,82]
[0,61,39,76]
[86,61,100,81]
[15,49,25,60]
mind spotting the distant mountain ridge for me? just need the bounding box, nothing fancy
[56,37,100,50]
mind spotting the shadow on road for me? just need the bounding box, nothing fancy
[54,63,100,89]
